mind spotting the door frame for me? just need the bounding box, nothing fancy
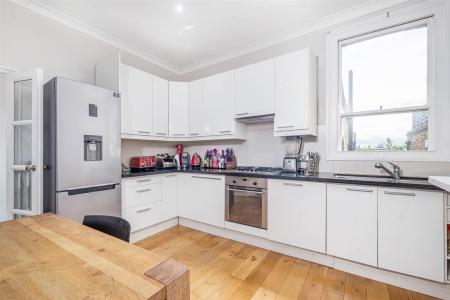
[5,68,44,219]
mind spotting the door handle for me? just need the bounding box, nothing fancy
[346,187,374,193]
[191,175,222,181]
[25,165,36,171]
[136,179,152,183]
[236,112,249,116]
[277,125,295,129]
[136,188,151,193]
[384,191,416,197]
[283,182,303,187]
[220,130,232,134]
[136,208,151,213]
[137,131,151,135]
[226,188,264,194]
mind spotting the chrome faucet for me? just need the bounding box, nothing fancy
[374,162,401,180]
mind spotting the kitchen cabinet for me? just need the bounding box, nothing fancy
[203,71,236,136]
[152,75,169,137]
[268,180,326,253]
[235,59,274,118]
[178,174,225,228]
[169,82,189,138]
[162,174,178,220]
[188,79,204,137]
[327,184,378,266]
[274,48,317,136]
[378,188,445,282]
[120,64,153,136]
[122,175,163,232]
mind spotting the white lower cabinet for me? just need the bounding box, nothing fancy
[162,174,178,220]
[178,174,225,228]
[327,184,378,266]
[124,202,162,232]
[378,188,445,282]
[268,180,326,253]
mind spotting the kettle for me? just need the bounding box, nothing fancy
[191,152,202,169]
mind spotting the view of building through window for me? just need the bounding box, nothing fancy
[339,24,428,151]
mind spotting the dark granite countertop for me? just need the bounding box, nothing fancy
[122,168,442,191]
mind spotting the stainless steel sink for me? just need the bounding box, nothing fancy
[331,173,429,185]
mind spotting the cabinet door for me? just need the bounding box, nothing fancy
[188,79,204,137]
[123,64,153,136]
[119,64,132,134]
[152,76,169,137]
[268,180,326,253]
[178,174,225,228]
[169,82,189,137]
[235,59,274,118]
[378,188,445,282]
[327,184,378,266]
[274,49,312,133]
[162,174,178,220]
[203,71,235,136]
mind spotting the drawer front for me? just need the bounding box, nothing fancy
[123,176,162,189]
[124,182,161,209]
[124,202,162,232]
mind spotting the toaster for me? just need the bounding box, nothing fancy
[129,156,156,172]
[156,154,177,169]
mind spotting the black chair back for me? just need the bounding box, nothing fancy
[82,215,131,242]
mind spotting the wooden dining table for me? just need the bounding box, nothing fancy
[0,213,189,299]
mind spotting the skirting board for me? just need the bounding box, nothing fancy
[178,218,450,299]
[130,217,179,243]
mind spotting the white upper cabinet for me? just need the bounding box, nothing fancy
[203,71,236,136]
[152,76,169,137]
[169,82,189,138]
[327,184,378,267]
[274,48,317,136]
[268,180,326,253]
[188,79,204,137]
[235,59,275,118]
[378,188,445,282]
[121,64,153,136]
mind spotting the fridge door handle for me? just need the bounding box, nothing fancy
[66,183,119,196]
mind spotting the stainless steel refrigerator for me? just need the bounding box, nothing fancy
[43,77,121,223]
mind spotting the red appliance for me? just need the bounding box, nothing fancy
[191,153,202,168]
[129,156,156,172]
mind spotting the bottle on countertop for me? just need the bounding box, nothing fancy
[219,150,226,169]
[203,150,210,169]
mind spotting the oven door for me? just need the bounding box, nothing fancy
[225,186,267,229]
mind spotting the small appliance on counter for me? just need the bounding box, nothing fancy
[282,137,303,173]
[129,156,156,172]
[156,154,177,169]
[122,163,131,176]
[190,153,202,169]
[181,152,190,170]
[176,144,183,169]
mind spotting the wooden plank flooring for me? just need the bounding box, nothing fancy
[135,225,437,300]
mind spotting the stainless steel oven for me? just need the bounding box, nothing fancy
[225,176,267,229]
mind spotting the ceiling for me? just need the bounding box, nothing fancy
[31,0,387,73]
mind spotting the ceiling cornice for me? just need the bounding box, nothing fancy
[8,0,182,74]
[178,0,409,74]
[9,0,410,76]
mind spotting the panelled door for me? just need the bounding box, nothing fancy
[6,69,43,219]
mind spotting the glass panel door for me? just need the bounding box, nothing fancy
[6,70,43,219]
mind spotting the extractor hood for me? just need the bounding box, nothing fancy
[235,114,275,124]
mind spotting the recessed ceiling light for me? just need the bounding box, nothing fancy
[175,4,183,13]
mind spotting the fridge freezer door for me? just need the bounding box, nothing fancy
[55,78,121,191]
[56,184,121,223]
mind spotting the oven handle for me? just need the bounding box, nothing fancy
[226,188,264,194]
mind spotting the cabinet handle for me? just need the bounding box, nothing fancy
[220,130,232,134]
[236,112,249,116]
[155,132,167,136]
[172,133,185,136]
[136,208,151,213]
[191,175,222,181]
[346,188,374,193]
[165,174,177,178]
[227,188,264,194]
[137,131,151,135]
[283,182,303,187]
[136,188,151,193]
[136,179,151,183]
[190,133,200,136]
[384,191,416,197]
[277,125,295,129]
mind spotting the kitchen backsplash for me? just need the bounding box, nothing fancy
[121,123,450,177]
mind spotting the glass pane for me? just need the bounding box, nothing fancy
[340,111,428,151]
[341,25,427,113]
[14,79,32,121]
[14,170,32,211]
[14,125,32,165]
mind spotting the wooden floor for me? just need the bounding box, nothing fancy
[135,225,437,300]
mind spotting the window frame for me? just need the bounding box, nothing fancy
[326,0,449,161]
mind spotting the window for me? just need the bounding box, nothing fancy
[326,1,450,161]
[340,22,429,152]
